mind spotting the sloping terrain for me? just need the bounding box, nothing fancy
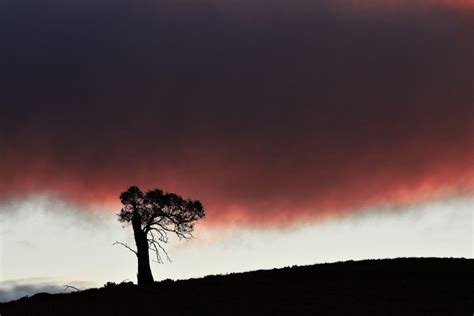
[1,258,472,315]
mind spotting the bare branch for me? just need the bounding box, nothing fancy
[155,240,171,263]
[153,221,191,240]
[64,285,80,292]
[113,241,137,255]
[149,227,169,243]
[148,230,172,264]
[149,241,163,264]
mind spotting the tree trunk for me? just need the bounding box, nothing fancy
[132,216,154,286]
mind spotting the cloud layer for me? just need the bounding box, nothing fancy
[0,278,94,302]
[0,0,473,225]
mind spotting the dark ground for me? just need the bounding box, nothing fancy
[1,258,472,315]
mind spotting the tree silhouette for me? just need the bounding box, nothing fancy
[116,186,205,286]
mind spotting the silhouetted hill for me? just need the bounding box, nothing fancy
[1,258,472,315]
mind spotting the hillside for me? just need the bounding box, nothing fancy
[1,258,472,315]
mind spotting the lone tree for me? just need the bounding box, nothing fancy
[116,186,205,286]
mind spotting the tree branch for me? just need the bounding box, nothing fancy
[148,230,172,264]
[113,241,137,255]
[64,285,80,292]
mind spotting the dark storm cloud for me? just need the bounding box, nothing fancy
[0,0,473,225]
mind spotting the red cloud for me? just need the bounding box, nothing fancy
[0,0,473,227]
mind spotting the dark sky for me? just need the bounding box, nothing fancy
[1,0,473,225]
